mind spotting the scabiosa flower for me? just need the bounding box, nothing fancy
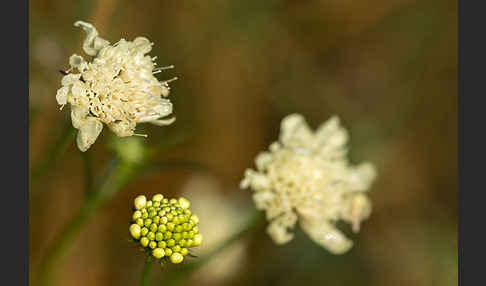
[129,194,203,264]
[56,21,176,152]
[240,114,376,254]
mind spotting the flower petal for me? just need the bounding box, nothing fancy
[279,113,314,149]
[315,116,349,158]
[267,212,297,244]
[56,86,69,106]
[299,218,353,254]
[76,118,103,152]
[74,21,109,56]
[70,105,89,129]
[347,163,377,192]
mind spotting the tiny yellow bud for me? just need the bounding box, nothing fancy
[150,223,158,232]
[132,210,142,220]
[152,248,165,259]
[170,252,184,264]
[186,239,193,247]
[141,227,149,236]
[158,241,167,248]
[181,248,188,256]
[193,234,203,246]
[129,224,141,239]
[178,197,191,209]
[158,224,167,232]
[167,223,175,231]
[140,237,149,247]
[152,194,164,202]
[149,241,157,249]
[190,214,199,224]
[165,248,173,256]
[147,232,155,241]
[134,195,147,210]
[167,239,176,247]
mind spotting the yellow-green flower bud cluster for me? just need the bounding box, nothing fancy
[129,194,203,264]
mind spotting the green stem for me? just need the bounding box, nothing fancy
[38,158,137,286]
[141,257,153,286]
[30,119,75,182]
[36,137,191,286]
[162,211,265,285]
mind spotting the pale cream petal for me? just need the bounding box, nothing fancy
[267,213,297,244]
[315,116,349,157]
[71,82,86,98]
[61,74,81,86]
[249,173,271,190]
[149,117,176,126]
[299,218,353,254]
[347,163,377,192]
[70,105,89,129]
[69,54,87,71]
[56,86,69,105]
[108,120,135,137]
[239,177,251,189]
[254,152,272,171]
[74,21,109,56]
[279,113,314,148]
[76,118,103,152]
[152,101,173,118]
[132,37,152,54]
[252,191,276,211]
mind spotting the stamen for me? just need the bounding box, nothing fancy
[134,133,148,138]
[152,65,175,74]
[160,77,178,84]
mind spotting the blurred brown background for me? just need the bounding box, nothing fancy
[29,0,457,285]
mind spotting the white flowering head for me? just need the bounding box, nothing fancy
[56,21,176,152]
[240,114,376,254]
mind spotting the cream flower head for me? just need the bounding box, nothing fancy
[240,114,376,254]
[56,21,176,151]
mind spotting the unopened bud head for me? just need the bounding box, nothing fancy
[129,193,202,263]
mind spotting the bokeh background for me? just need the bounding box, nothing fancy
[29,0,457,285]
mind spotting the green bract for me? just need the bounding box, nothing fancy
[129,194,203,264]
